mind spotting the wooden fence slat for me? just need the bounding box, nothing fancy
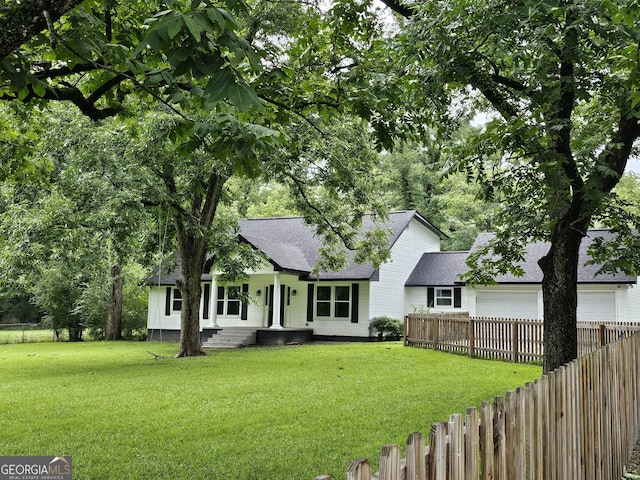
[347,459,371,480]
[504,391,516,480]
[479,401,494,480]
[378,444,400,480]
[493,396,507,480]
[532,380,543,480]
[406,432,426,480]
[429,425,446,480]
[543,373,552,480]
[464,407,479,480]
[449,414,464,480]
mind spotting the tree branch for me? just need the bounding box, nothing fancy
[376,0,414,18]
[285,172,357,250]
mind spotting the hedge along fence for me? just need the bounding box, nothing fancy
[313,329,640,480]
[404,313,640,363]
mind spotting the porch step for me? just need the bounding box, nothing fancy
[202,328,257,349]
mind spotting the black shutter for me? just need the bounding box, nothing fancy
[217,286,225,315]
[306,284,314,322]
[351,283,359,323]
[203,283,210,320]
[165,287,172,316]
[454,287,462,308]
[241,283,249,320]
[427,287,434,308]
[280,285,286,324]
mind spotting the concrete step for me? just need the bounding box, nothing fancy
[202,328,257,349]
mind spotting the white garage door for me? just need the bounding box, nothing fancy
[577,291,615,323]
[476,291,539,319]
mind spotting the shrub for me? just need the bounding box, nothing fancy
[369,316,403,341]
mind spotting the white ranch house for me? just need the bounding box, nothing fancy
[146,211,640,345]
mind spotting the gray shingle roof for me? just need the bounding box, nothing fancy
[406,230,637,286]
[471,230,637,284]
[239,210,442,280]
[145,210,442,284]
[405,251,469,286]
[142,253,212,286]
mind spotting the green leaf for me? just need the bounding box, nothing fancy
[32,82,46,98]
[206,8,227,32]
[166,16,184,40]
[183,14,202,43]
[205,70,262,112]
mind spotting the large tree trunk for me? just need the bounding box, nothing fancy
[175,237,208,358]
[105,264,123,340]
[538,222,587,373]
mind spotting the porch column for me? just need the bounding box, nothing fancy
[209,275,219,328]
[271,273,283,329]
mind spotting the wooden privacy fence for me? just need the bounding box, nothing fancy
[404,313,640,363]
[312,330,640,480]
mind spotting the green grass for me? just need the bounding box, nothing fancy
[0,341,541,479]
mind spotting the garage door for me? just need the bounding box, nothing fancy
[476,291,539,319]
[577,291,615,323]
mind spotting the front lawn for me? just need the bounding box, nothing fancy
[0,341,540,479]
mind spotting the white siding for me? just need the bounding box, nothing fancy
[369,218,441,321]
[405,286,471,313]
[146,286,181,331]
[310,281,371,337]
[627,283,640,323]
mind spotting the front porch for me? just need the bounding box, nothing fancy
[201,327,314,349]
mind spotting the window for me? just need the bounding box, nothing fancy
[435,288,452,307]
[334,286,350,317]
[172,288,182,311]
[217,286,242,316]
[316,286,331,317]
[315,285,351,319]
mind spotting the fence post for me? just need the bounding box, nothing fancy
[404,315,408,346]
[433,316,440,349]
[599,323,606,347]
[469,317,475,358]
[512,320,519,363]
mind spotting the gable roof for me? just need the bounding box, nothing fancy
[407,230,637,286]
[145,210,443,285]
[239,210,444,280]
[405,251,468,286]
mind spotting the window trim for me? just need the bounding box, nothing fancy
[172,288,182,311]
[435,287,453,307]
[315,284,352,320]
[217,285,242,317]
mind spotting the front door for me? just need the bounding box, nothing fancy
[266,284,287,327]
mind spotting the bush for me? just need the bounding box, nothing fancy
[369,316,403,341]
